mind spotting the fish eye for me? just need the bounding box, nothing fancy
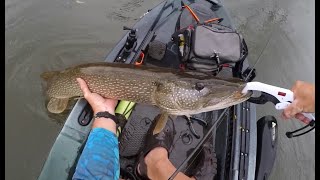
[195,82,205,91]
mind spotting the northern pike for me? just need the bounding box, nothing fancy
[41,62,252,134]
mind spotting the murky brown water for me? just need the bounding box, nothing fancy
[5,0,314,179]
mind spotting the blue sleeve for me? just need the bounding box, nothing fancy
[73,128,120,180]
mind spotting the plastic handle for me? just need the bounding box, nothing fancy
[242,82,315,123]
[275,102,315,122]
[242,82,294,103]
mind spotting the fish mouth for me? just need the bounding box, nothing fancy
[234,90,253,100]
[227,90,253,105]
[202,90,253,111]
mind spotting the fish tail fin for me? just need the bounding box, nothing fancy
[47,97,69,114]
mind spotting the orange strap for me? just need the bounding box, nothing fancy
[204,17,222,24]
[182,5,200,23]
[183,5,222,25]
[134,52,145,65]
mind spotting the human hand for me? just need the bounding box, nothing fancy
[282,81,315,123]
[76,78,118,115]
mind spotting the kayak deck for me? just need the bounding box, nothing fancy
[38,0,258,179]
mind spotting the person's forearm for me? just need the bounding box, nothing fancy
[73,128,120,180]
[92,117,117,134]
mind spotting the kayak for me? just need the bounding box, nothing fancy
[38,0,278,180]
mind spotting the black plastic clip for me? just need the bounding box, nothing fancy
[285,121,315,138]
[183,116,208,139]
[78,103,93,126]
[247,92,280,105]
[186,118,200,139]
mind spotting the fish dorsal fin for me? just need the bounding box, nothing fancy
[47,97,69,114]
[40,71,59,81]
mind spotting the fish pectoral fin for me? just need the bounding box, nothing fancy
[47,97,69,114]
[152,112,170,135]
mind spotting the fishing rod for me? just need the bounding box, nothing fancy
[243,32,315,138]
[168,26,273,180]
[244,37,271,81]
[131,0,174,62]
[168,108,230,180]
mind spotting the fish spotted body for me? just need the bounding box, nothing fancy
[41,62,251,133]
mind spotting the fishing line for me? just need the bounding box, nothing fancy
[244,33,273,82]
[123,102,131,114]
[168,25,276,180]
[123,102,135,117]
[183,135,214,172]
[168,35,272,179]
[242,28,315,137]
[168,108,229,180]
[131,0,173,62]
[183,112,229,172]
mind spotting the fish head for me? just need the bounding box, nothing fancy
[158,77,252,115]
[188,77,252,113]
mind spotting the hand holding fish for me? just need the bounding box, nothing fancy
[77,78,118,114]
[77,77,118,134]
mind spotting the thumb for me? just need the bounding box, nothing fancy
[76,78,91,97]
[283,100,302,119]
